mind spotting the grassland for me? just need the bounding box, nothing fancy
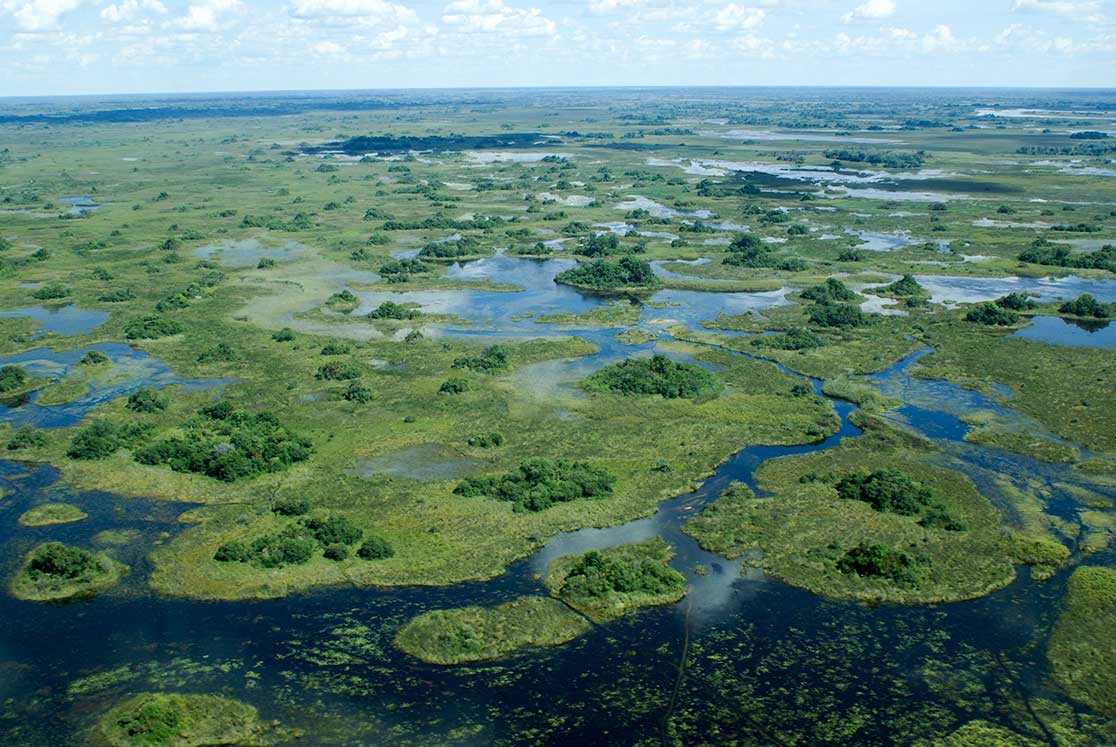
[394,596,591,665]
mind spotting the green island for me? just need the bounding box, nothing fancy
[96,692,275,747]
[18,502,89,527]
[684,423,1069,604]
[394,596,591,665]
[10,542,126,602]
[543,538,686,622]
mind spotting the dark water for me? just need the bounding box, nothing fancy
[2,259,1116,746]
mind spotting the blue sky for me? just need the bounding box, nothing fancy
[1,0,1114,96]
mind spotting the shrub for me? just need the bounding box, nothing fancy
[196,343,237,363]
[751,327,825,351]
[367,301,419,320]
[302,515,362,546]
[836,543,922,586]
[356,535,395,560]
[560,549,684,599]
[315,362,361,381]
[807,302,869,328]
[995,292,1037,311]
[320,342,351,355]
[124,315,183,340]
[341,381,374,403]
[964,302,1019,326]
[272,327,295,342]
[586,355,721,399]
[1060,293,1110,319]
[468,432,505,448]
[454,458,614,512]
[439,378,470,394]
[80,350,110,366]
[27,542,101,580]
[31,283,70,300]
[554,256,661,290]
[881,274,925,297]
[98,288,134,302]
[126,387,168,413]
[7,426,46,450]
[272,496,310,516]
[67,421,151,460]
[323,544,350,561]
[452,345,508,373]
[0,365,28,393]
[836,468,934,516]
[800,278,856,304]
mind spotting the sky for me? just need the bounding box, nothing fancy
[0,0,1114,96]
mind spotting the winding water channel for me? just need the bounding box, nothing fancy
[1,255,1114,745]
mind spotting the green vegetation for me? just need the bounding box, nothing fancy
[807,301,870,328]
[964,302,1020,326]
[1019,241,1116,273]
[124,315,184,340]
[800,278,857,304]
[97,693,271,747]
[134,401,312,481]
[10,542,124,602]
[554,257,661,291]
[683,424,1065,604]
[1048,566,1116,715]
[67,420,152,460]
[994,292,1037,311]
[126,387,168,413]
[583,354,722,400]
[214,513,364,567]
[0,364,28,393]
[395,596,591,665]
[1059,293,1111,319]
[722,234,807,271]
[18,502,88,527]
[454,458,615,512]
[6,426,47,450]
[452,344,508,373]
[367,301,420,320]
[544,538,685,622]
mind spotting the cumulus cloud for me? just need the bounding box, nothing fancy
[1,0,85,31]
[168,0,242,31]
[290,0,415,21]
[587,0,643,14]
[714,4,766,32]
[101,0,166,23]
[1010,0,1104,23]
[842,0,896,23]
[441,0,555,36]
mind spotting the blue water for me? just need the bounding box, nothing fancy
[1012,315,1116,348]
[0,305,108,336]
[0,343,234,428]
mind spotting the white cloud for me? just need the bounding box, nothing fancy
[714,4,766,32]
[1010,0,1104,23]
[1,0,84,31]
[441,0,555,36]
[310,39,345,54]
[842,0,896,23]
[169,0,241,31]
[289,0,415,21]
[920,23,955,52]
[101,0,166,23]
[587,0,642,14]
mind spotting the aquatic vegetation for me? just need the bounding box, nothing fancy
[1048,566,1116,715]
[395,597,591,665]
[18,502,88,526]
[133,402,312,481]
[10,541,124,601]
[97,693,272,747]
[544,538,685,622]
[454,458,615,512]
[583,354,722,400]
[751,327,825,351]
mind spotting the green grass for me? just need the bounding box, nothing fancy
[1048,566,1116,715]
[96,692,271,747]
[394,596,591,665]
[18,502,88,527]
[9,543,125,602]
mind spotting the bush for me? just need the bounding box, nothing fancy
[98,288,134,302]
[1018,241,1116,273]
[272,496,310,516]
[560,549,684,599]
[320,342,351,355]
[836,467,934,516]
[27,542,101,580]
[1060,293,1110,319]
[341,381,374,403]
[554,257,661,290]
[323,544,350,561]
[836,543,922,586]
[452,345,508,373]
[454,458,615,512]
[133,402,312,482]
[31,283,70,300]
[67,421,151,460]
[586,355,721,399]
[272,327,295,342]
[302,515,362,546]
[80,350,110,366]
[468,432,505,448]
[751,327,825,351]
[196,343,237,363]
[881,274,925,297]
[800,278,856,304]
[0,365,28,393]
[6,426,46,450]
[367,301,419,320]
[126,387,168,413]
[356,535,395,560]
[315,362,361,381]
[995,292,1037,311]
[439,378,470,394]
[124,315,183,340]
[964,302,1019,326]
[807,302,869,328]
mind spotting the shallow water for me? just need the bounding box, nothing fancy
[914,274,1116,306]
[0,343,234,428]
[1012,315,1116,348]
[0,305,109,336]
[194,238,305,267]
